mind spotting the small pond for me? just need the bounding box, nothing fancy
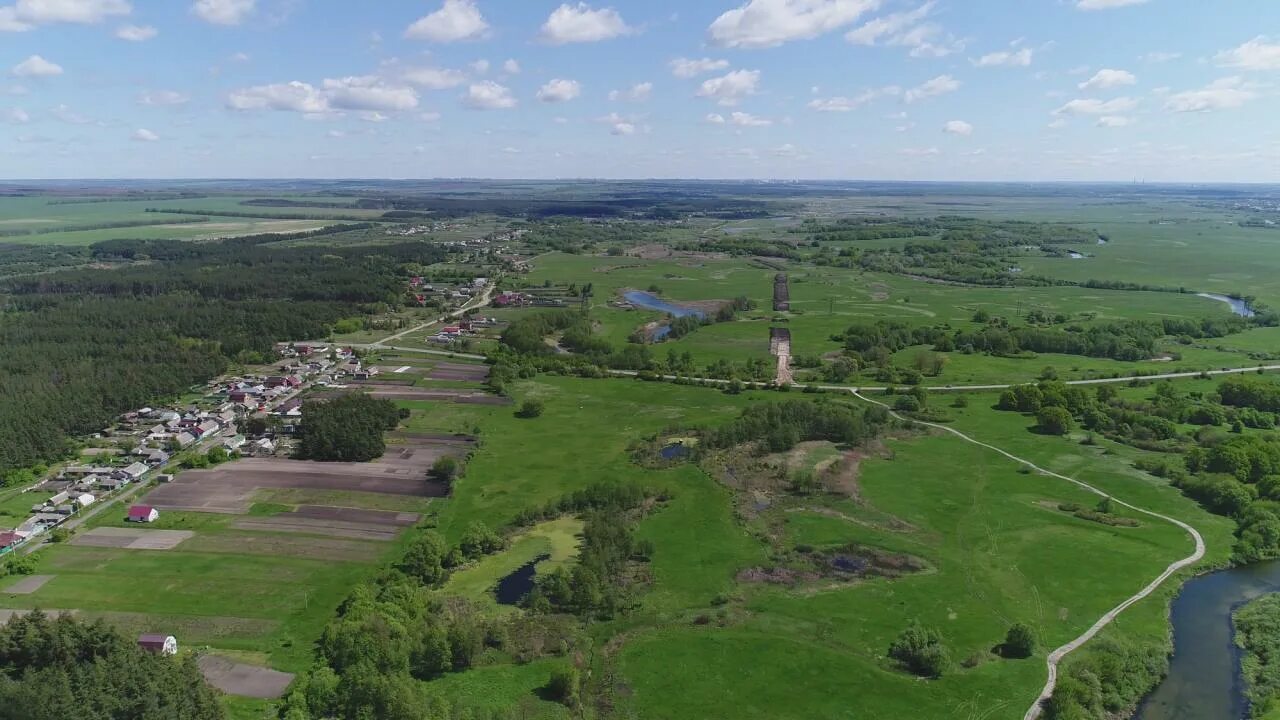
[1068,251,1086,259]
[659,443,691,460]
[624,290,706,340]
[494,553,551,606]
[1197,293,1256,318]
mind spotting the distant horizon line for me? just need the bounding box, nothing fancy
[2,178,1279,187]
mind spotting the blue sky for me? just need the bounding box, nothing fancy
[1,0,1278,180]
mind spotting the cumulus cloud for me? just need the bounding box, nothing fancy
[463,80,516,110]
[1076,0,1148,8]
[227,81,328,113]
[696,69,760,106]
[1078,68,1136,90]
[845,2,960,56]
[705,113,726,124]
[670,57,729,79]
[115,23,155,40]
[904,74,958,102]
[1096,115,1132,127]
[469,59,490,74]
[943,119,973,135]
[405,0,488,42]
[1215,37,1280,71]
[322,76,419,112]
[192,0,254,25]
[11,55,63,77]
[900,146,940,156]
[709,0,878,49]
[807,85,899,112]
[539,3,631,44]
[536,78,581,103]
[1164,77,1258,113]
[730,111,771,127]
[138,89,189,106]
[1053,96,1138,115]
[402,66,468,90]
[609,81,652,102]
[973,47,1032,67]
[131,127,159,142]
[4,107,29,123]
[502,59,521,74]
[610,121,635,135]
[0,0,130,30]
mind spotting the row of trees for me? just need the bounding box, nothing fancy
[701,398,893,453]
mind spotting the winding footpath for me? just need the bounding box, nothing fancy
[849,390,1206,720]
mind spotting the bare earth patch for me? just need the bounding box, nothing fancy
[180,532,386,563]
[71,527,194,550]
[3,575,54,595]
[197,655,295,699]
[231,516,401,541]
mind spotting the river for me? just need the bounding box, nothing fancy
[1134,560,1280,720]
[1197,293,1256,318]
[623,290,706,340]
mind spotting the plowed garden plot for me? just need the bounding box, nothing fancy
[3,575,53,594]
[427,362,491,382]
[318,387,511,404]
[289,505,420,526]
[71,527,193,550]
[349,377,419,386]
[231,516,401,541]
[198,655,295,699]
[144,440,458,514]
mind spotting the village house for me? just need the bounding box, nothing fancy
[75,493,95,508]
[137,634,178,656]
[119,463,150,481]
[173,432,197,448]
[127,505,159,523]
[0,532,21,551]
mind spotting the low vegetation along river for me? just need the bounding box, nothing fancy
[1134,560,1280,719]
[1198,292,1257,318]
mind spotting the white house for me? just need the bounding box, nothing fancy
[75,493,95,508]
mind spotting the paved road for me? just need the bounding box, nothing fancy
[847,390,1206,720]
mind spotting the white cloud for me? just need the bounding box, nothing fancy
[1047,118,1068,129]
[1096,115,1132,127]
[50,103,91,123]
[115,23,155,41]
[844,3,962,58]
[709,0,878,49]
[405,0,488,42]
[730,111,772,127]
[469,59,490,74]
[402,67,468,90]
[536,78,581,103]
[973,47,1033,67]
[360,111,389,123]
[227,81,328,113]
[0,0,130,28]
[670,57,729,79]
[192,0,254,25]
[904,74,958,103]
[611,121,635,135]
[502,58,520,74]
[1076,0,1148,9]
[1164,77,1258,113]
[1053,96,1138,115]
[696,69,760,106]
[807,85,898,112]
[1142,51,1181,63]
[1078,68,1136,90]
[900,146,940,156]
[229,51,250,62]
[539,3,631,45]
[463,80,516,110]
[943,119,972,135]
[1215,37,1280,72]
[322,76,419,112]
[705,113,726,124]
[609,81,652,102]
[138,89,189,106]
[4,107,29,123]
[131,128,159,142]
[11,55,63,77]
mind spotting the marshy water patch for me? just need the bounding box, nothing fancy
[495,553,551,606]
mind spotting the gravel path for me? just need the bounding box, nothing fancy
[849,390,1206,720]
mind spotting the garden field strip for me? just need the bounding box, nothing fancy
[849,391,1206,720]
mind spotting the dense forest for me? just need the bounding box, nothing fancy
[0,229,447,477]
[0,611,224,720]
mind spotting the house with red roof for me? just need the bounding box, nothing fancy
[137,634,177,656]
[127,505,159,523]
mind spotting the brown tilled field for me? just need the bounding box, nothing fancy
[143,438,466,513]
[326,387,511,404]
[426,362,491,382]
[71,527,194,550]
[231,516,401,541]
[198,655,295,699]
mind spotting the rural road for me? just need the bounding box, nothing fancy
[848,390,1206,720]
[370,284,495,348]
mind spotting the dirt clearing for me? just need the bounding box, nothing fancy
[231,516,401,541]
[427,362,491,382]
[181,532,385,562]
[4,575,54,595]
[198,655,295,699]
[71,527,194,550]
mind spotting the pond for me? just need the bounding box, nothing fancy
[1134,560,1280,720]
[659,443,691,460]
[1068,251,1086,259]
[494,553,551,606]
[1197,293,1256,318]
[624,290,706,340]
